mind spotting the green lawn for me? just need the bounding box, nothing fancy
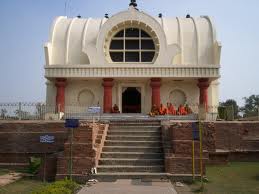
[0,178,46,194]
[190,162,259,194]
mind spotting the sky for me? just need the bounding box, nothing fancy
[0,0,258,106]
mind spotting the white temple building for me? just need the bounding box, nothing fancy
[44,1,221,114]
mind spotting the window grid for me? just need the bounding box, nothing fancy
[109,28,157,63]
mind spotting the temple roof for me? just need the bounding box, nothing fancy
[44,7,221,66]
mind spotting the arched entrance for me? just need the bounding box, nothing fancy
[122,87,141,113]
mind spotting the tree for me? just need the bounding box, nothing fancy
[14,109,30,119]
[240,95,259,118]
[220,99,239,119]
[0,108,7,118]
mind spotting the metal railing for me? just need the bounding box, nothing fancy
[0,102,101,121]
[0,102,46,120]
[0,102,247,121]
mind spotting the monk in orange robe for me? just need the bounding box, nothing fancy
[159,104,168,115]
[178,104,187,115]
[111,104,120,113]
[167,103,176,115]
[185,104,193,114]
[149,104,159,116]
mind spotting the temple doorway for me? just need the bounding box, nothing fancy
[122,87,141,113]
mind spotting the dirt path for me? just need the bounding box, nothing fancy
[0,173,22,187]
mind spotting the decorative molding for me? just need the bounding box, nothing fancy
[45,65,220,79]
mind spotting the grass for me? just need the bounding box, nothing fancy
[189,162,259,194]
[0,169,10,176]
[0,178,46,194]
[1,163,259,194]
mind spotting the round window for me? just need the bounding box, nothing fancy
[105,21,159,63]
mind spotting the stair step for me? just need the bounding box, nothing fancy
[0,163,29,169]
[97,165,164,173]
[97,121,164,175]
[109,126,160,130]
[104,140,162,146]
[102,146,163,153]
[92,172,169,180]
[99,158,164,165]
[106,136,160,141]
[101,152,164,159]
[108,131,160,136]
[110,122,160,126]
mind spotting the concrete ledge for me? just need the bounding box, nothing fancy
[56,173,202,183]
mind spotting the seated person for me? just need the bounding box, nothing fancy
[167,103,176,115]
[111,104,120,113]
[166,102,170,113]
[178,104,187,115]
[185,104,193,114]
[159,103,168,115]
[149,104,159,116]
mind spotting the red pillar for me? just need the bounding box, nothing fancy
[150,78,161,108]
[102,78,114,113]
[197,78,210,112]
[55,78,67,112]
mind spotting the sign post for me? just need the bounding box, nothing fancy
[198,111,204,190]
[40,135,55,182]
[191,122,199,181]
[65,119,79,180]
[87,106,101,123]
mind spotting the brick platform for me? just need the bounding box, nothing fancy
[1,120,259,182]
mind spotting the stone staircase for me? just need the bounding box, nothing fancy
[95,120,167,179]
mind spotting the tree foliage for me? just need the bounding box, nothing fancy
[240,95,259,117]
[220,99,239,119]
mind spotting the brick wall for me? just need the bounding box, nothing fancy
[214,121,259,151]
[162,122,212,175]
[0,121,69,181]
[0,121,108,181]
[0,121,68,154]
[56,122,108,180]
[163,121,259,169]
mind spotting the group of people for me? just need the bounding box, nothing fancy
[110,103,193,116]
[149,103,192,116]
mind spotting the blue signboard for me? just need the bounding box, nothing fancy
[87,106,101,114]
[40,135,55,143]
[65,119,79,128]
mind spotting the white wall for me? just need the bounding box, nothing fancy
[46,78,218,113]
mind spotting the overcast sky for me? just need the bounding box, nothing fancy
[0,0,258,105]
